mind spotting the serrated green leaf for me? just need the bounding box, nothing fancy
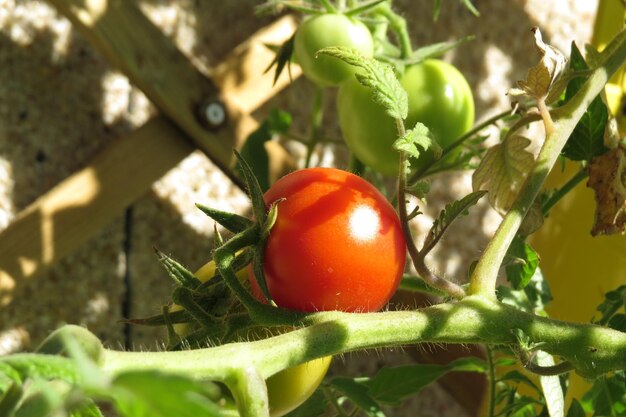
[505,237,539,290]
[283,389,327,417]
[330,378,385,417]
[498,266,553,314]
[422,190,487,252]
[393,123,440,174]
[536,351,564,417]
[472,135,535,213]
[317,46,407,120]
[111,371,223,417]
[358,357,486,406]
[238,109,292,193]
[580,372,626,416]
[561,42,609,162]
[594,285,626,325]
[608,314,626,332]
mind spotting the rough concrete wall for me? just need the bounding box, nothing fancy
[0,0,598,415]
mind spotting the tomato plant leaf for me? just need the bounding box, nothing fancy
[508,28,566,101]
[594,285,626,325]
[497,370,542,395]
[422,190,487,254]
[330,378,386,417]
[317,46,408,120]
[504,236,539,290]
[356,357,486,406]
[393,123,440,173]
[472,135,535,213]
[195,204,253,234]
[238,109,292,193]
[565,399,585,417]
[111,371,223,417]
[580,371,626,416]
[283,390,327,417]
[498,267,552,314]
[561,42,609,162]
[608,314,626,332]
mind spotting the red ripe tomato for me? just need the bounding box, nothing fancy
[249,168,406,312]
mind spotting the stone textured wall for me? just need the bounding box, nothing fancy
[0,0,598,415]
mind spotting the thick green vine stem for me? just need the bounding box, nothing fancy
[97,297,626,382]
[469,28,626,299]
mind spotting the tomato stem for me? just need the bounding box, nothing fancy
[374,3,412,59]
[395,118,466,300]
[468,28,626,299]
[319,0,338,13]
[540,168,588,215]
[411,109,513,181]
[98,297,626,381]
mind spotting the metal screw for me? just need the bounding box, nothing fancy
[197,99,227,130]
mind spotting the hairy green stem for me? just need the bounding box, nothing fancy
[469,28,626,299]
[97,297,626,382]
[375,3,412,59]
[395,118,466,299]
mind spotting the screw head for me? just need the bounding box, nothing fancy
[197,99,227,130]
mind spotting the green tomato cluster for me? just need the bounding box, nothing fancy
[338,59,475,175]
[293,12,475,176]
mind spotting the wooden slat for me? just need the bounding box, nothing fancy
[0,14,300,304]
[0,118,191,306]
[47,0,235,188]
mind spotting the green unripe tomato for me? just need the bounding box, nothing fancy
[337,59,475,175]
[294,13,374,86]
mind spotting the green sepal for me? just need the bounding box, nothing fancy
[154,248,202,289]
[234,150,267,225]
[195,203,253,234]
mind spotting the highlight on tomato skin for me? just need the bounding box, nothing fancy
[250,167,407,313]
